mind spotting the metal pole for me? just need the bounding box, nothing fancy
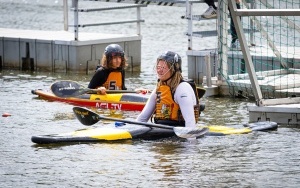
[72,0,79,41]
[205,54,212,87]
[137,7,141,35]
[63,0,68,31]
[186,0,192,50]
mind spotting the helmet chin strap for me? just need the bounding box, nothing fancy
[162,71,176,83]
[158,70,176,84]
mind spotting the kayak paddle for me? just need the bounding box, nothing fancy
[51,80,146,98]
[72,106,208,139]
[51,80,205,99]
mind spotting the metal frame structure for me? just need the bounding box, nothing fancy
[228,0,300,106]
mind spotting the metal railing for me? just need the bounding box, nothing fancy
[63,0,147,40]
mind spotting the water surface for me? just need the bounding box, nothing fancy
[0,0,300,187]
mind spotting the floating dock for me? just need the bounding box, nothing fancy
[0,28,142,73]
[0,1,147,73]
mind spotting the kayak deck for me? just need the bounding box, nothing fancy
[31,123,175,144]
[31,89,148,111]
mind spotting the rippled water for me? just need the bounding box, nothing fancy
[1,0,300,187]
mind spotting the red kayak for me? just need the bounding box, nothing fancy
[31,89,148,111]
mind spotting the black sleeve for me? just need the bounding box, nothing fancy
[121,69,127,90]
[88,69,108,89]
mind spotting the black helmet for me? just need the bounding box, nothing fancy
[104,44,124,57]
[157,51,182,72]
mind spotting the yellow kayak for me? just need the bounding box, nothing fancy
[31,121,278,144]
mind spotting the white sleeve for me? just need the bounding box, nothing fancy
[136,88,157,122]
[174,82,197,128]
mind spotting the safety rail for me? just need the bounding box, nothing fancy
[64,0,147,40]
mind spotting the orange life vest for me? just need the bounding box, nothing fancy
[153,84,200,126]
[155,85,180,122]
[102,72,123,90]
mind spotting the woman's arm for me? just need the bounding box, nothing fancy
[136,89,157,122]
[88,69,107,89]
[174,82,197,128]
[121,69,127,90]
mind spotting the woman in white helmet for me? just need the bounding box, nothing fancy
[137,51,200,129]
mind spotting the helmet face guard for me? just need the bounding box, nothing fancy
[157,51,182,72]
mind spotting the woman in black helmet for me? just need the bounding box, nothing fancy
[88,44,127,94]
[136,51,199,131]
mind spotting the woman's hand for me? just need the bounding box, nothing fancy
[135,88,151,95]
[96,86,107,95]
